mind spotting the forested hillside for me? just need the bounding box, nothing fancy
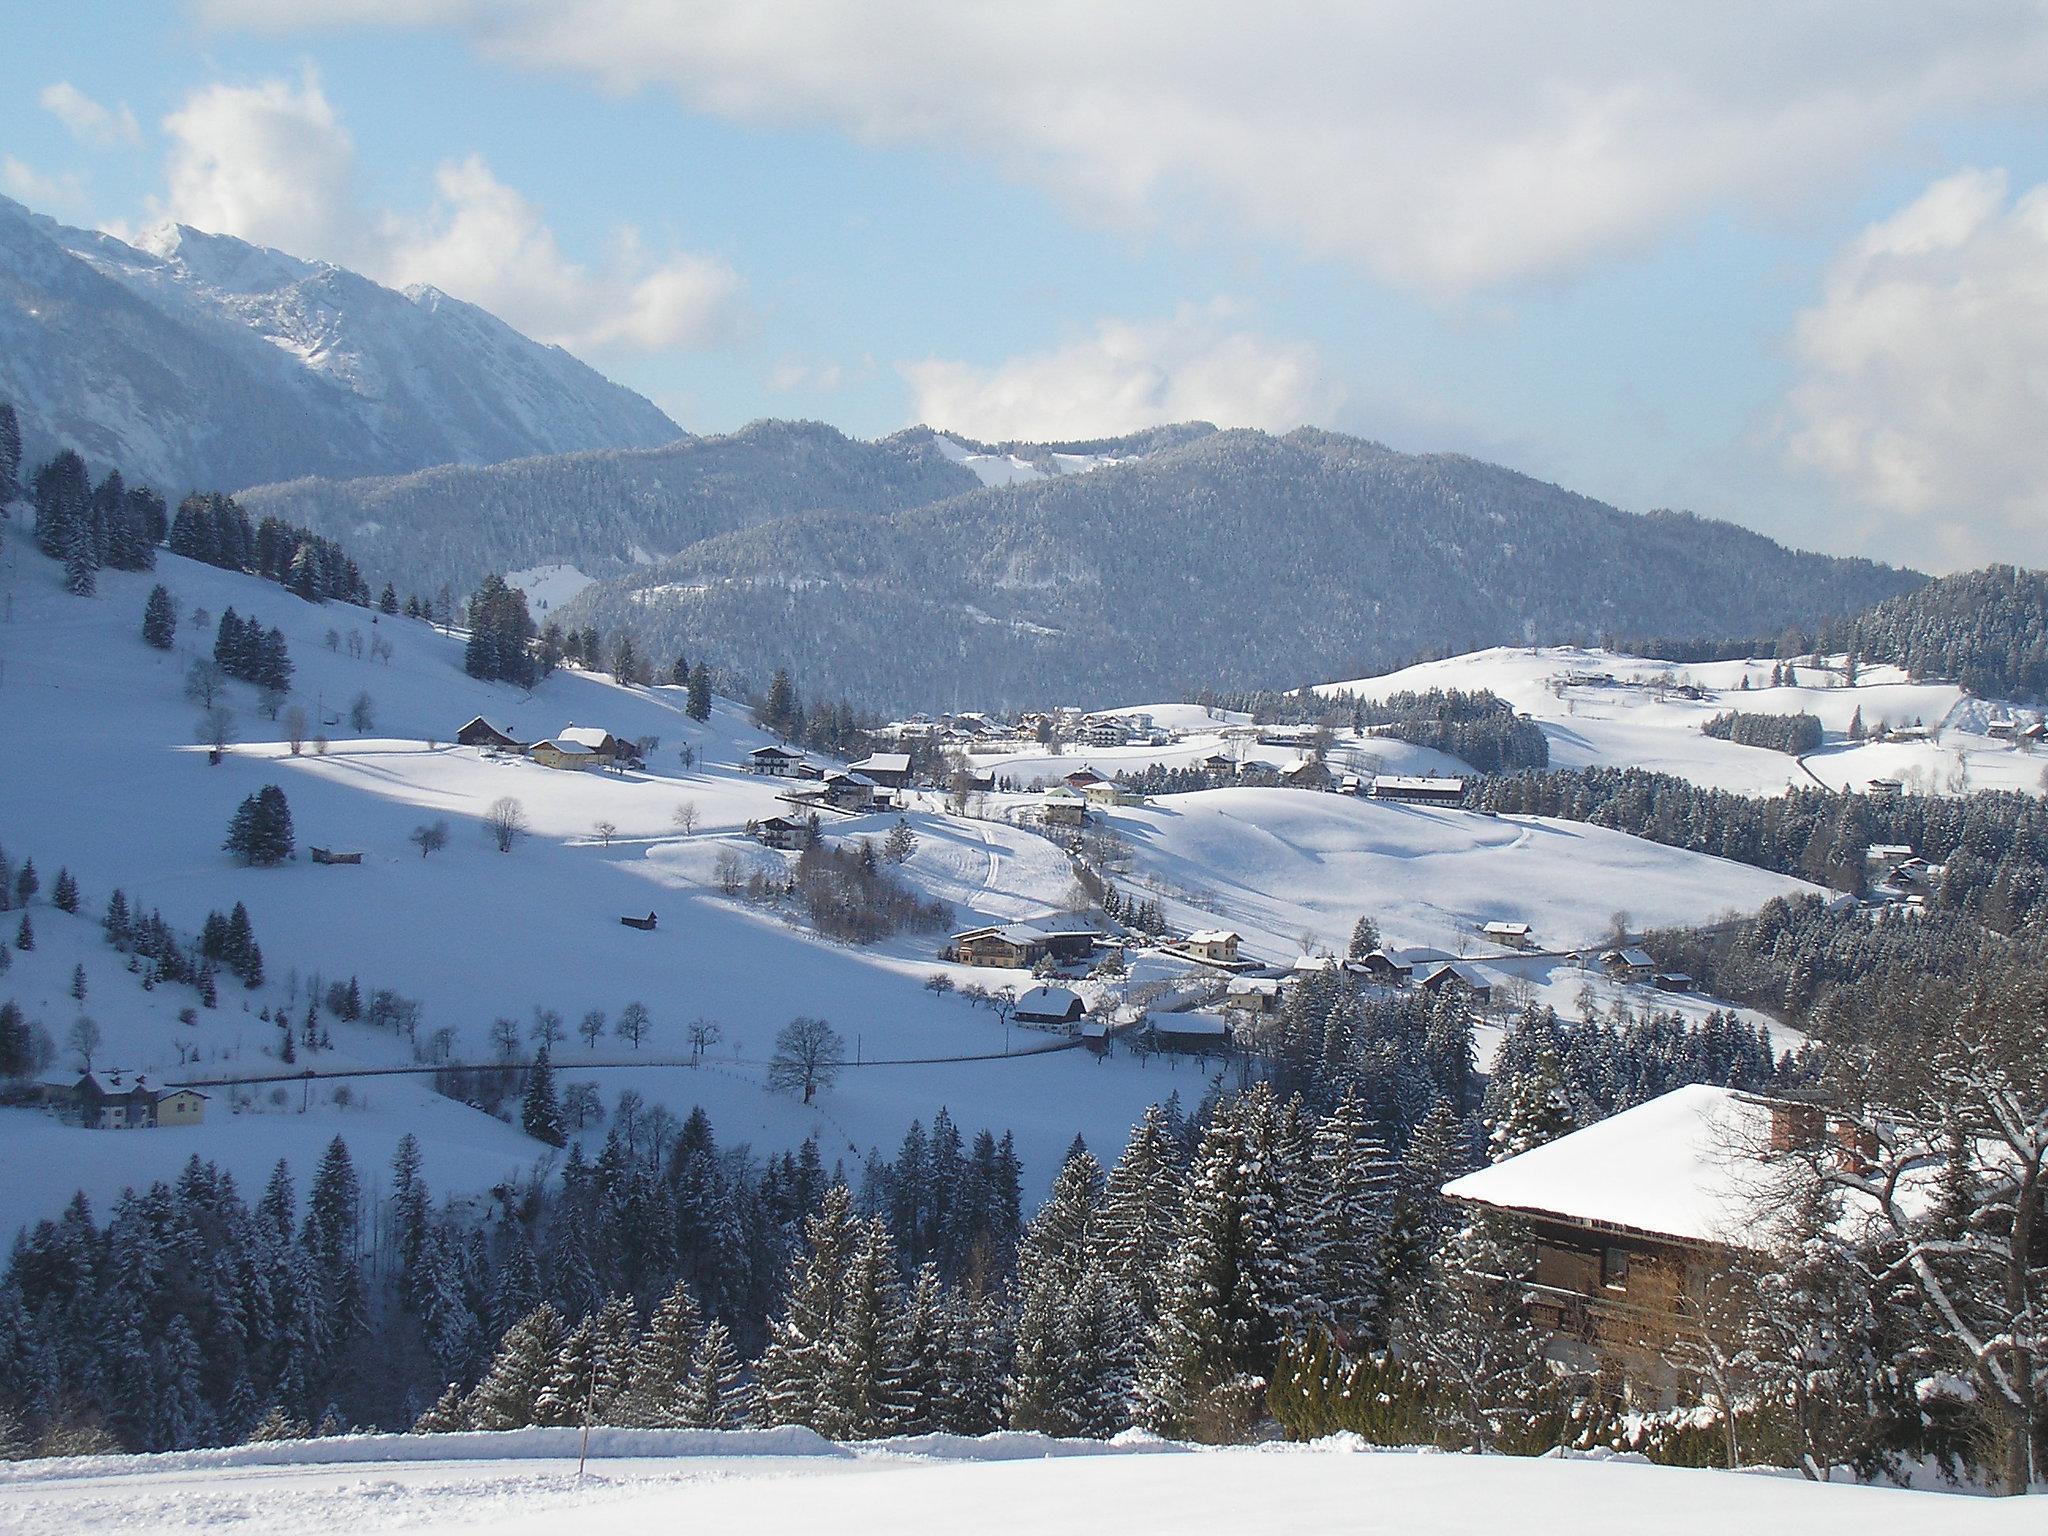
[1829,565,2048,699]
[568,428,1921,710]
[240,420,980,600]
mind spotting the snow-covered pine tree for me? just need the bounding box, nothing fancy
[1309,1088,1399,1339]
[679,1318,749,1430]
[411,1380,468,1434]
[754,1185,861,1430]
[520,1047,566,1147]
[1093,1104,1184,1325]
[464,1304,564,1431]
[622,1278,702,1427]
[1007,1148,1105,1435]
[820,1216,912,1439]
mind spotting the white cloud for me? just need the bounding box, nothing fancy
[200,2,2048,295]
[2,156,87,210]
[900,305,1345,441]
[149,73,745,355]
[1784,168,2048,567]
[39,82,142,148]
[158,73,360,262]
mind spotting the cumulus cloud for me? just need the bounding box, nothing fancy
[1784,169,2048,567]
[200,2,2048,295]
[39,82,142,148]
[900,305,1345,441]
[151,72,745,354]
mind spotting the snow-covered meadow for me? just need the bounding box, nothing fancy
[0,1428,2030,1536]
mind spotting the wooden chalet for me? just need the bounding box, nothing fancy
[558,726,639,767]
[1062,768,1107,793]
[1482,920,1534,949]
[1444,1086,1819,1396]
[1348,949,1414,983]
[756,815,813,851]
[1041,787,1087,829]
[748,745,804,776]
[1418,961,1491,1004]
[950,924,1099,969]
[456,716,525,751]
[1370,774,1467,807]
[1225,976,1283,1013]
[1281,758,1335,791]
[1600,947,1655,982]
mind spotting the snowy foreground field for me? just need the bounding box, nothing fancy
[0,1430,2028,1536]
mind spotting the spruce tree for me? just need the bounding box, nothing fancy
[142,585,178,649]
[755,1186,861,1429]
[224,786,295,866]
[686,663,712,722]
[821,1216,912,1439]
[1007,1149,1106,1434]
[465,1304,564,1430]
[680,1319,749,1429]
[623,1279,702,1426]
[520,1047,566,1147]
[0,401,20,498]
[52,868,78,913]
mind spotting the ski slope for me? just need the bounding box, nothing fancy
[0,1428,2023,1535]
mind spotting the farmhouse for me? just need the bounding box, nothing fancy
[1281,758,1335,791]
[1226,976,1283,1013]
[1083,779,1140,806]
[1444,1085,1816,1391]
[1042,787,1087,829]
[850,752,913,788]
[1482,920,1534,949]
[1370,774,1467,807]
[526,737,602,771]
[1078,717,1130,748]
[69,1073,208,1130]
[1349,949,1414,983]
[816,770,878,812]
[1418,961,1491,1004]
[1600,947,1655,982]
[951,923,1053,968]
[747,745,804,776]
[756,815,812,851]
[559,725,637,765]
[1015,985,1086,1025]
[1062,768,1107,793]
[455,716,524,751]
[1182,929,1241,964]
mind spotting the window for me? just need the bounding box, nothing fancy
[1601,1246,1630,1289]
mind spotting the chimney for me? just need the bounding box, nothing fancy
[1831,1117,1880,1176]
[1768,1099,1825,1153]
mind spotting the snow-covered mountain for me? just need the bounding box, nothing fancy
[0,194,681,495]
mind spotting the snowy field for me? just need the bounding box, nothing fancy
[1318,644,2043,798]
[0,1429,2028,1536]
[0,522,1850,1238]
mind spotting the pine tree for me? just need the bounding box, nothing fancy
[623,1279,702,1426]
[378,584,399,615]
[0,401,20,498]
[52,868,78,913]
[1094,1103,1184,1325]
[1348,914,1382,958]
[670,653,690,687]
[224,786,295,866]
[520,1047,566,1147]
[411,1380,468,1433]
[679,1319,749,1430]
[465,1304,564,1430]
[686,663,712,722]
[755,1186,861,1429]
[142,585,178,650]
[822,1216,912,1439]
[14,913,31,952]
[1007,1149,1107,1434]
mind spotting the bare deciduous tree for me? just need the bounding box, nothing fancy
[614,1000,652,1051]
[768,1015,845,1104]
[284,706,308,756]
[485,797,527,853]
[593,819,618,848]
[409,820,449,858]
[671,801,699,835]
[183,658,226,709]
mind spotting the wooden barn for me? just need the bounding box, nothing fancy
[456,716,524,751]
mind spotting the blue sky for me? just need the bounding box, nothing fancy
[6,2,2048,573]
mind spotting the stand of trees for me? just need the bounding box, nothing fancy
[1700,710,1824,755]
[1194,686,1548,774]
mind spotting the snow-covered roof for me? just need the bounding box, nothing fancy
[1016,986,1081,1016]
[952,923,1051,945]
[1153,1015,1229,1036]
[1443,1084,1787,1245]
[854,753,911,773]
[530,738,596,755]
[1605,947,1654,968]
[1186,928,1239,945]
[1373,774,1466,793]
[1228,977,1282,995]
[749,744,801,758]
[1419,961,1489,989]
[557,726,616,750]
[1482,921,1531,937]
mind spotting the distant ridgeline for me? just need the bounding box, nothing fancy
[1194,686,1550,774]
